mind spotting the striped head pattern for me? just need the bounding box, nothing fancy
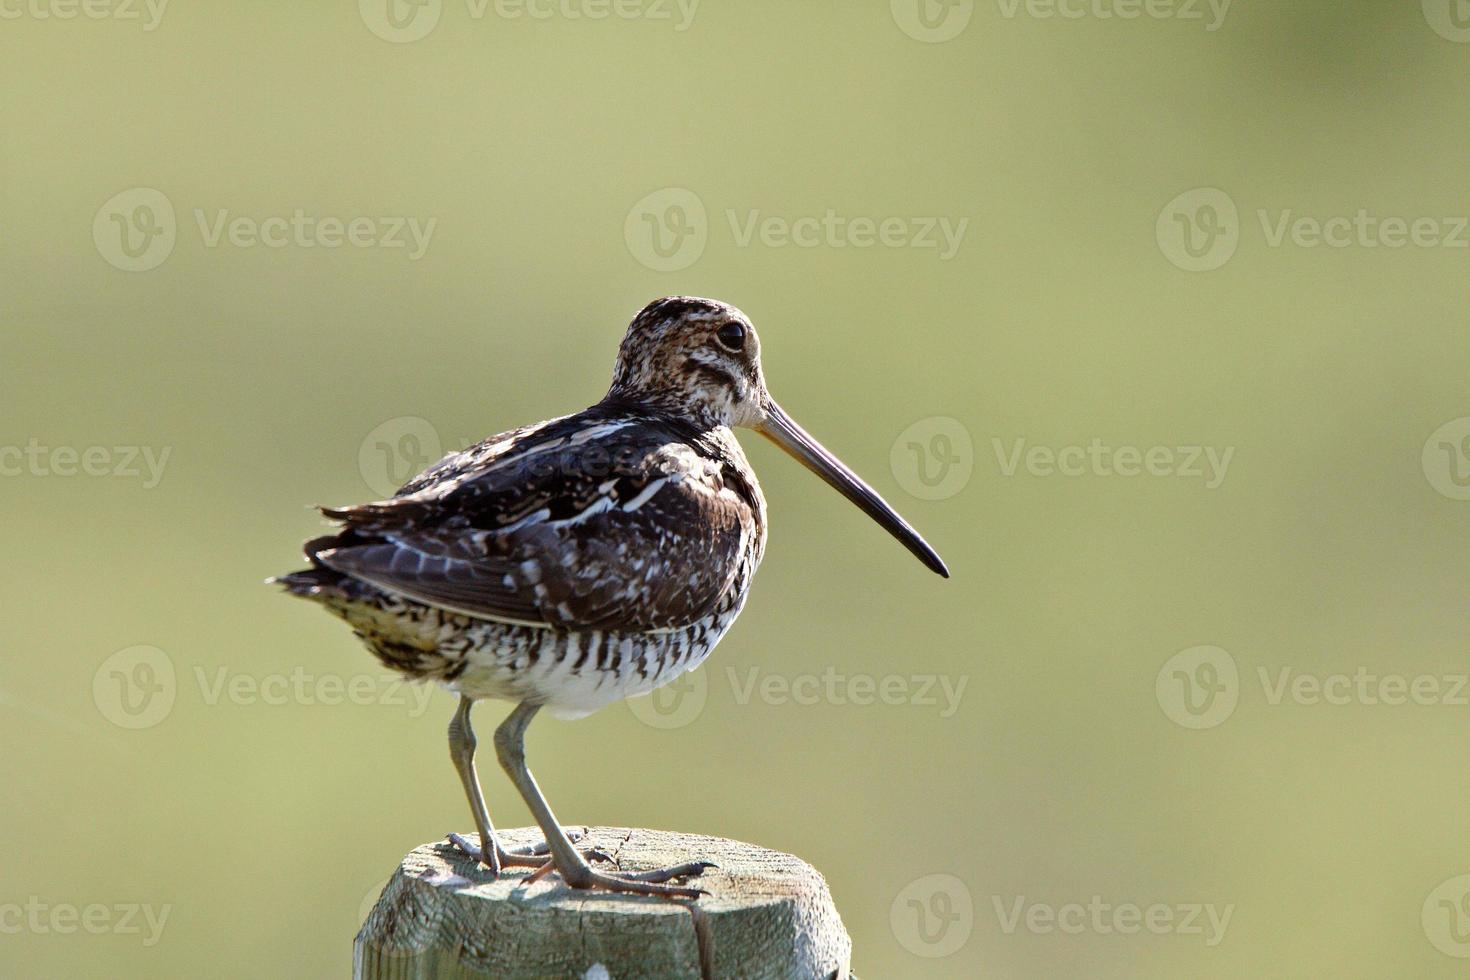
[607,296,767,429]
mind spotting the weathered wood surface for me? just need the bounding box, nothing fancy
[355,827,854,980]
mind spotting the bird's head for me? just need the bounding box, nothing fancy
[607,296,949,577]
[608,296,767,429]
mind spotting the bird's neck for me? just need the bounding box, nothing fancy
[600,387,732,433]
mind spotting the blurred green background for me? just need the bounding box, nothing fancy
[3,1,1470,976]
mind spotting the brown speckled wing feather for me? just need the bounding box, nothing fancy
[312,406,755,632]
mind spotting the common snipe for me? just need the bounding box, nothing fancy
[275,296,947,897]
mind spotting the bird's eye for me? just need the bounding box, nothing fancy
[715,322,747,352]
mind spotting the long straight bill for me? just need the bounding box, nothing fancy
[756,400,950,577]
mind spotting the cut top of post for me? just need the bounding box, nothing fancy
[355,826,854,980]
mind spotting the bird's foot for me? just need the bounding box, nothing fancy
[549,858,718,899]
[446,831,613,874]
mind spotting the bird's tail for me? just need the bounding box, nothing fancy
[269,566,347,598]
[269,534,359,600]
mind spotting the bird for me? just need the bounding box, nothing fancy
[273,296,948,898]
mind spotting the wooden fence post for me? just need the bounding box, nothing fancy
[355,827,854,979]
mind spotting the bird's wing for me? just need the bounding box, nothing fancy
[312,410,754,632]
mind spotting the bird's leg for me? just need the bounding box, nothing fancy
[493,702,715,899]
[447,695,526,874]
[446,696,602,873]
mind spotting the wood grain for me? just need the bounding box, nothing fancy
[355,827,853,980]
